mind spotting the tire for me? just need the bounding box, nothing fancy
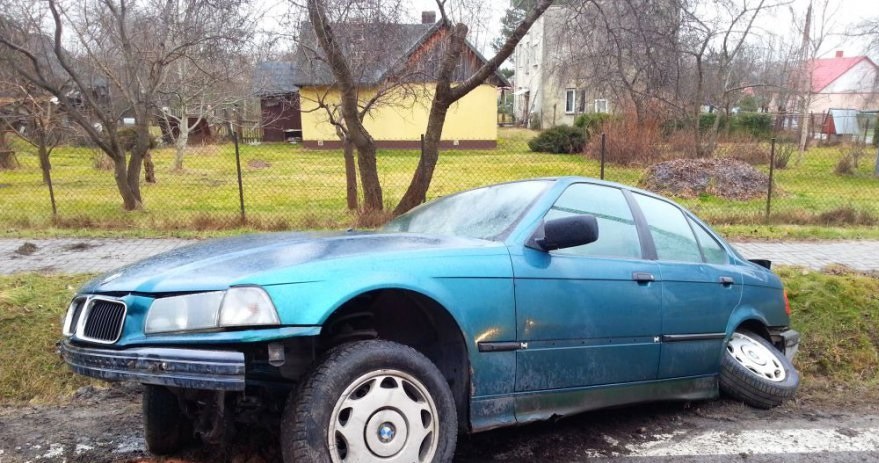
[719,329,799,409]
[143,385,193,455]
[281,339,457,462]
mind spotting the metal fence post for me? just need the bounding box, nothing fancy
[233,131,246,224]
[600,132,606,180]
[47,169,57,218]
[766,138,775,219]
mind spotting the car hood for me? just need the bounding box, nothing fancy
[81,231,502,294]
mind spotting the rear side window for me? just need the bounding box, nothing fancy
[633,193,702,263]
[689,217,728,265]
[544,183,641,259]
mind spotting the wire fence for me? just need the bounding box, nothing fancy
[1,114,878,233]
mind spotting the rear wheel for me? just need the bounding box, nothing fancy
[719,330,799,409]
[143,385,193,455]
[281,339,457,462]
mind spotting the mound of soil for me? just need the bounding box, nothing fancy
[641,158,769,200]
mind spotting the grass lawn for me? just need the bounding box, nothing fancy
[1,268,876,405]
[2,128,877,239]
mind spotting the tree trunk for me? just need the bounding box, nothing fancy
[173,127,189,171]
[344,137,358,210]
[113,153,141,210]
[393,103,449,215]
[38,143,51,184]
[356,139,382,211]
[143,151,156,183]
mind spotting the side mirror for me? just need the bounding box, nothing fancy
[536,215,599,251]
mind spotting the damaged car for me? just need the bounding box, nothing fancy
[60,177,800,462]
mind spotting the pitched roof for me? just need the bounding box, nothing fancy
[252,61,299,96]
[291,21,510,87]
[809,55,878,93]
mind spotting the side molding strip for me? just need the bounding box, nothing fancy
[478,341,526,352]
[662,333,726,342]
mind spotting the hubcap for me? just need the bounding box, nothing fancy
[378,422,396,443]
[727,332,786,382]
[328,369,438,462]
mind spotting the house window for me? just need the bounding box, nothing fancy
[577,89,587,113]
[594,99,608,113]
[565,89,576,114]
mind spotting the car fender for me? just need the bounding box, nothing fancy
[724,305,771,339]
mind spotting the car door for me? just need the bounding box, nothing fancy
[631,193,743,379]
[510,183,663,395]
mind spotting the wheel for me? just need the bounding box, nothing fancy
[719,330,799,409]
[143,385,193,455]
[282,339,457,462]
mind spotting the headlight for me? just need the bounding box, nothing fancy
[145,287,279,334]
[219,287,280,327]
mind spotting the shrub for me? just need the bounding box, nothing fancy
[584,115,663,165]
[574,113,614,136]
[699,113,720,133]
[732,113,773,138]
[527,125,586,154]
[722,142,768,165]
[835,143,866,175]
[772,143,795,169]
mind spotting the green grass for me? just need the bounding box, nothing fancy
[780,266,879,404]
[2,129,877,239]
[0,274,97,403]
[1,268,876,405]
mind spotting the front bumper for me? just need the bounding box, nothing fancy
[771,328,800,361]
[60,340,245,391]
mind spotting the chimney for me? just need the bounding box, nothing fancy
[422,11,436,24]
[835,50,844,58]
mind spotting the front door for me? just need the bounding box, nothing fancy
[511,183,663,394]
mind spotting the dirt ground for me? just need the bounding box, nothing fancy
[1,383,877,463]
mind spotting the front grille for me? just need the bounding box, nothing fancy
[81,299,126,343]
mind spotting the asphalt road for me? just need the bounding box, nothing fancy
[1,386,877,462]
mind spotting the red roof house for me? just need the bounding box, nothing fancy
[806,51,879,113]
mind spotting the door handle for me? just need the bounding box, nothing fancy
[719,276,735,285]
[632,272,655,283]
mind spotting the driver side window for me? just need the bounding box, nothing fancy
[544,184,642,259]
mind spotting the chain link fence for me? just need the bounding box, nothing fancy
[1,113,878,232]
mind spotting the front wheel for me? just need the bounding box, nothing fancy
[143,385,193,455]
[719,330,799,409]
[281,339,457,462]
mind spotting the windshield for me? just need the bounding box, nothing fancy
[382,180,551,240]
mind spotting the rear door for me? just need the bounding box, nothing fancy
[631,193,742,378]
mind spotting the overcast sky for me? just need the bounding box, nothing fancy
[401,0,878,59]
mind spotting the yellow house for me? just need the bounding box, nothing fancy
[291,15,509,149]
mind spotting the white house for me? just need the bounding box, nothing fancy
[512,6,610,129]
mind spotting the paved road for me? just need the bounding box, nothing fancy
[1,237,878,275]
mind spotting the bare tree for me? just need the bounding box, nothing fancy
[0,0,254,210]
[393,0,554,214]
[293,2,432,211]
[301,0,552,215]
[673,0,778,154]
[158,49,249,171]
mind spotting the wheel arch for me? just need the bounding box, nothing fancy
[725,305,771,342]
[320,287,472,432]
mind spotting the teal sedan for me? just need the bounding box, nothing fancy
[59,177,800,462]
